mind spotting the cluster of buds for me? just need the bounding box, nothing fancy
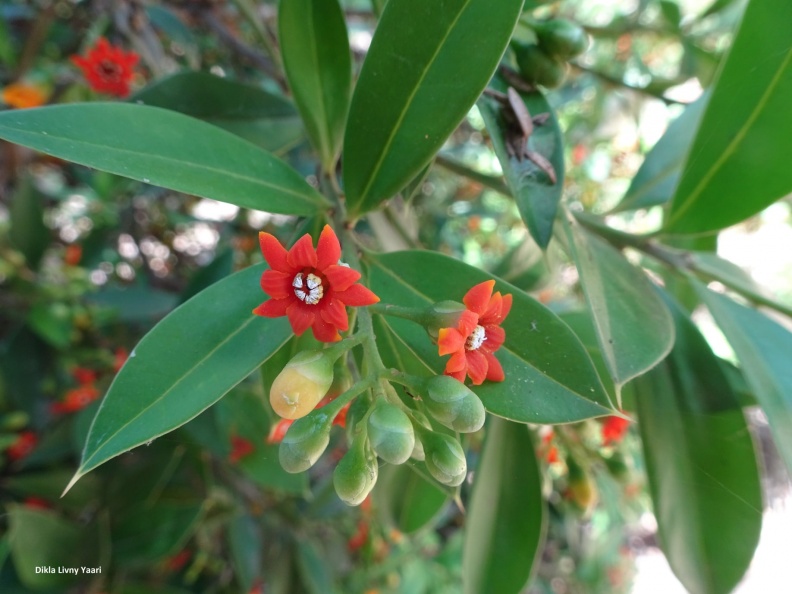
[254,226,511,505]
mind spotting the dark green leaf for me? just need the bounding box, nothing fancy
[8,175,49,269]
[0,104,328,216]
[635,291,762,594]
[68,264,292,490]
[562,216,674,389]
[375,463,449,533]
[113,502,203,565]
[88,285,178,322]
[463,418,545,594]
[343,0,523,215]
[280,0,351,171]
[477,74,564,248]
[612,93,708,213]
[296,539,338,594]
[366,251,613,423]
[179,249,234,304]
[665,0,792,233]
[26,302,72,348]
[229,511,262,592]
[697,284,792,478]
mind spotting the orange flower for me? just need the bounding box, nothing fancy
[6,431,37,461]
[71,37,139,98]
[253,225,379,342]
[602,415,630,445]
[64,244,82,266]
[1,83,46,109]
[437,280,511,385]
[51,384,101,415]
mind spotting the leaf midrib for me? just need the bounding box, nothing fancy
[355,0,474,204]
[667,47,792,227]
[0,124,322,208]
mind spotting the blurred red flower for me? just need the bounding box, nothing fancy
[71,37,138,97]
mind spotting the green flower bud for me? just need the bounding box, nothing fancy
[270,350,334,420]
[421,431,467,487]
[334,432,378,506]
[514,43,568,89]
[424,376,486,433]
[409,411,433,461]
[278,413,331,473]
[367,403,415,465]
[534,18,589,60]
[424,300,467,340]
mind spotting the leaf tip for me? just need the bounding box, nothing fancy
[61,470,84,497]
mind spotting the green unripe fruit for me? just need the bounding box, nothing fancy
[345,394,370,439]
[367,403,415,465]
[270,350,334,420]
[409,411,432,461]
[514,43,568,89]
[334,433,379,506]
[424,376,486,433]
[421,431,467,487]
[534,18,589,60]
[278,414,331,473]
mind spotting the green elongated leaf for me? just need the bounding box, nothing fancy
[612,93,708,213]
[366,251,613,423]
[0,104,328,216]
[635,292,762,594]
[463,418,545,594]
[343,0,523,216]
[67,264,292,491]
[9,175,49,269]
[296,540,339,594]
[8,506,89,589]
[697,284,792,477]
[665,0,792,233]
[477,75,564,248]
[113,502,203,565]
[280,0,351,171]
[229,511,262,592]
[131,71,303,154]
[375,462,449,533]
[562,216,674,390]
[558,311,617,402]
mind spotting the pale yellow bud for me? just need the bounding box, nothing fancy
[270,351,334,420]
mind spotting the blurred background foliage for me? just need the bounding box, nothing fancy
[1,0,790,592]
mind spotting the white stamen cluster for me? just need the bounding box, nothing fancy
[293,272,324,305]
[466,325,487,351]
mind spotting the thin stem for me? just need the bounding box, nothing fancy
[369,303,427,324]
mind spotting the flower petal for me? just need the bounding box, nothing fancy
[320,298,349,331]
[312,315,342,342]
[286,302,315,335]
[479,292,503,325]
[445,350,468,373]
[498,294,513,323]
[446,369,467,382]
[481,325,505,352]
[287,233,318,268]
[465,350,488,385]
[484,352,505,382]
[336,283,380,306]
[316,225,342,270]
[260,270,293,299]
[463,280,495,316]
[258,232,291,272]
[438,328,466,356]
[253,298,290,318]
[457,310,479,336]
[324,265,361,291]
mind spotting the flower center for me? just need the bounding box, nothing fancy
[292,272,324,305]
[98,60,121,80]
[465,325,486,350]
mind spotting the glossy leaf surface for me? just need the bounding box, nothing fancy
[343,0,523,215]
[69,264,291,488]
[0,103,327,216]
[563,217,674,389]
[665,0,792,232]
[477,74,564,248]
[636,292,762,594]
[698,284,792,477]
[366,251,613,423]
[280,0,351,170]
[375,463,449,533]
[463,418,545,594]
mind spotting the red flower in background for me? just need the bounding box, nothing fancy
[6,431,37,461]
[254,225,379,342]
[113,347,129,373]
[437,280,512,385]
[71,37,138,97]
[602,415,630,445]
[51,384,101,415]
[72,367,98,385]
[24,496,52,510]
[229,436,255,464]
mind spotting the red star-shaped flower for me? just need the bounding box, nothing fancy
[253,225,379,342]
[437,280,511,385]
[601,415,630,445]
[71,37,139,98]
